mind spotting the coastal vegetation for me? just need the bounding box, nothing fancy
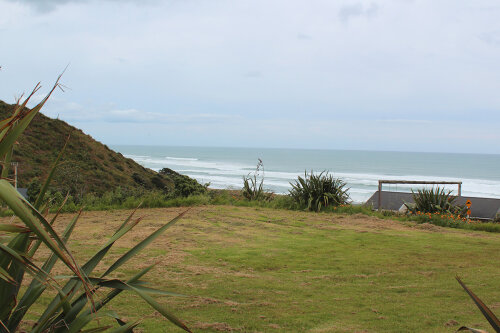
[3,187,497,233]
[289,171,350,211]
[405,187,465,215]
[0,83,191,332]
[241,159,272,201]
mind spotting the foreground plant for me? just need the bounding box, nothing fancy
[456,277,500,333]
[405,187,464,215]
[0,79,192,332]
[289,171,350,212]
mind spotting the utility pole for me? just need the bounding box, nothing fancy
[12,162,18,189]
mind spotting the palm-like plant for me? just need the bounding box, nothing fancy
[0,78,192,332]
[405,187,464,215]
[289,171,350,212]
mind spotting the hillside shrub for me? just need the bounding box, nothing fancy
[151,174,171,192]
[159,167,207,197]
[132,172,148,187]
[289,171,350,211]
[26,178,41,203]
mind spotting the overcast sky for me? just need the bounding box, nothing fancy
[1,0,500,154]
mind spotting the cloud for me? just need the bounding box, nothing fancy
[39,98,243,125]
[338,2,379,23]
[478,31,500,47]
[8,0,82,12]
[296,33,312,40]
[7,0,157,12]
[104,108,240,124]
[376,119,433,124]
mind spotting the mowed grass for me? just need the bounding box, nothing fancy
[19,205,500,332]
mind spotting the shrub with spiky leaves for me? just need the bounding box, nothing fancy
[405,187,465,215]
[289,171,350,212]
[0,78,192,332]
[242,159,272,201]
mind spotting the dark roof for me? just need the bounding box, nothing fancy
[365,191,413,211]
[17,187,28,199]
[365,191,500,220]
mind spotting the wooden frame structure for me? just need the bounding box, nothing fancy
[377,180,462,211]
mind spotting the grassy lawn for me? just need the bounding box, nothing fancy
[21,205,500,332]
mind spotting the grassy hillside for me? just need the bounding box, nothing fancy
[24,206,500,332]
[0,100,203,199]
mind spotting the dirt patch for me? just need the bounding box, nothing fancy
[444,319,459,327]
[330,214,413,232]
[413,223,446,232]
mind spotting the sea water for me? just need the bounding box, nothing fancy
[111,145,500,203]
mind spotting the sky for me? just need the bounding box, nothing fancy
[1,0,500,154]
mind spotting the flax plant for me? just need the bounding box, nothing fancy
[0,77,192,332]
[405,187,464,215]
[242,159,271,201]
[289,171,350,212]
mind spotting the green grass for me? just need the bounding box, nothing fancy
[21,205,500,332]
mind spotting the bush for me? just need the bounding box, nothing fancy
[132,172,148,187]
[405,187,465,215]
[289,171,350,211]
[26,178,41,203]
[159,167,207,197]
[151,174,171,192]
[267,194,298,210]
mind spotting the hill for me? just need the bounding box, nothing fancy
[0,100,205,199]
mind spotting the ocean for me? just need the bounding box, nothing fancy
[111,145,500,203]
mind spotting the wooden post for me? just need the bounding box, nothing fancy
[458,183,462,197]
[378,181,382,211]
